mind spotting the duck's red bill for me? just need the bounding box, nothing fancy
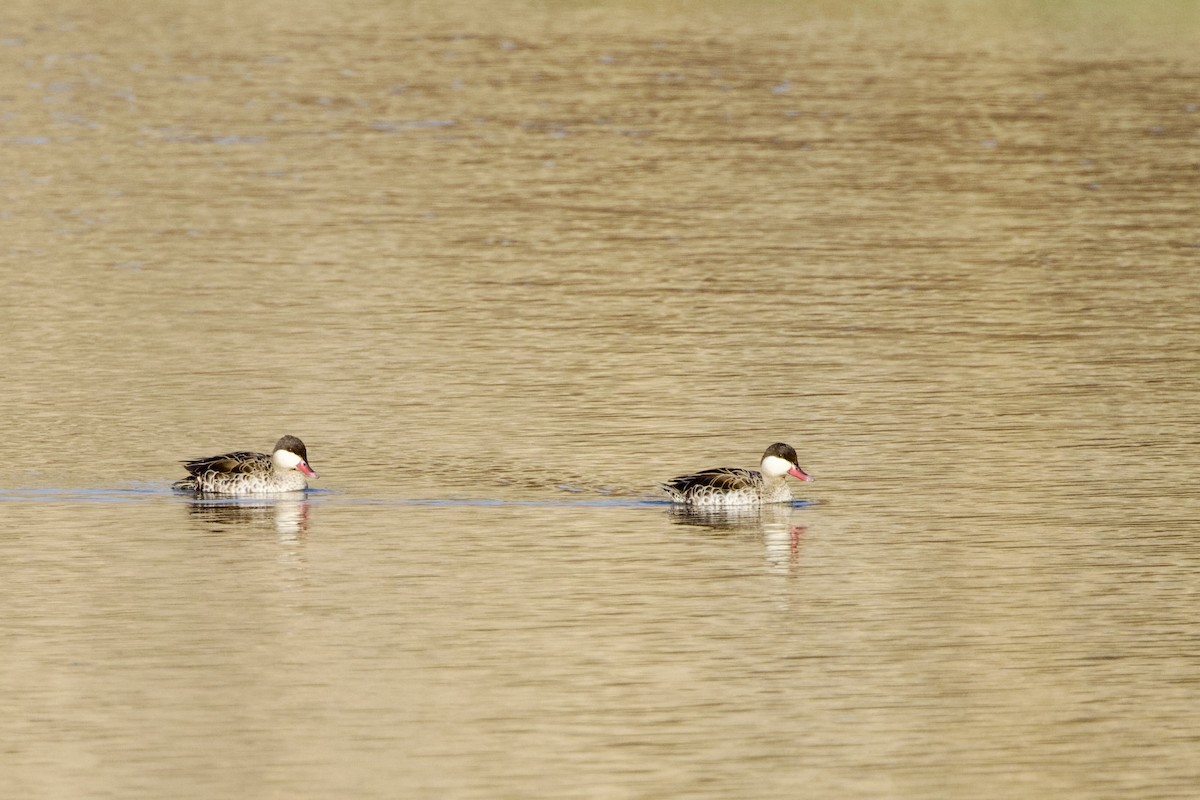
[298,462,319,478]
[789,466,813,482]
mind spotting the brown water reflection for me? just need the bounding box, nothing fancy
[184,498,313,537]
[1,0,1199,798]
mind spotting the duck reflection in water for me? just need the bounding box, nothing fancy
[184,498,311,539]
[668,503,806,572]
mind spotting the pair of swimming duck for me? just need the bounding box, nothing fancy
[174,437,814,507]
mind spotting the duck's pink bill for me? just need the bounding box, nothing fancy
[789,466,813,482]
[299,462,319,478]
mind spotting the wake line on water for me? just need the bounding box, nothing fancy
[0,486,815,510]
[0,486,664,507]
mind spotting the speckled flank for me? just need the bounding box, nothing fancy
[659,468,794,507]
[174,466,310,495]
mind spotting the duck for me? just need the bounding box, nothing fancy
[660,442,812,507]
[172,435,319,495]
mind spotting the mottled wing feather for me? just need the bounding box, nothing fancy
[181,450,270,476]
[662,467,758,494]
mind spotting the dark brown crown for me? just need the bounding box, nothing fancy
[273,435,308,461]
[763,442,799,467]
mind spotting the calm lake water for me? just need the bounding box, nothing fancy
[1,1,1198,797]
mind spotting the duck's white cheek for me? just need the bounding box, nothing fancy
[761,455,794,477]
[273,451,302,470]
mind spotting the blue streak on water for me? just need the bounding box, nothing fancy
[0,487,815,510]
[0,487,163,503]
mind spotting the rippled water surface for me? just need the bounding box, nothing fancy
[2,1,1198,797]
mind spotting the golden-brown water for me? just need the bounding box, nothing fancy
[2,1,1198,797]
